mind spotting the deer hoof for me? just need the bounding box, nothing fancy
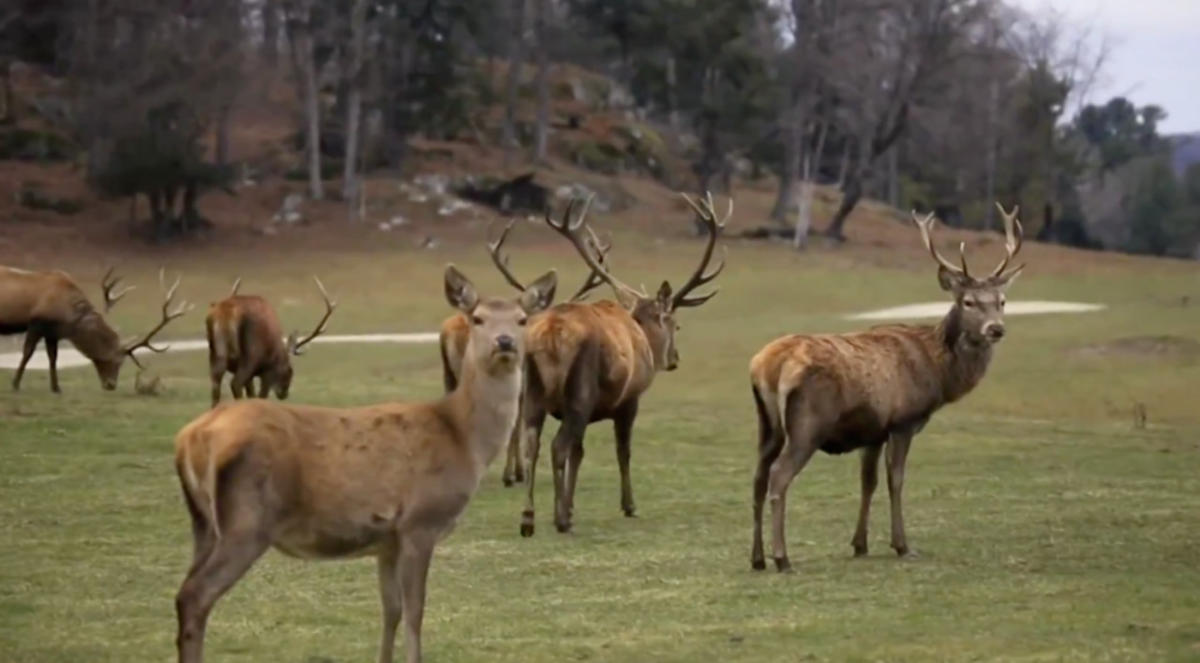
[502,476,515,487]
[852,544,869,557]
[519,522,535,537]
[554,520,572,533]
[751,558,766,571]
[622,507,637,518]
[774,557,793,573]
[513,469,525,483]
[894,546,918,559]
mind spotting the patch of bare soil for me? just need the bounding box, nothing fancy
[1069,335,1200,360]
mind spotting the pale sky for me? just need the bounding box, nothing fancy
[1009,0,1200,134]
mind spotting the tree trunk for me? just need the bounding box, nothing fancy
[532,0,550,163]
[0,63,12,123]
[501,0,529,160]
[769,108,803,225]
[261,0,280,66]
[793,154,814,250]
[886,144,899,207]
[295,9,323,200]
[342,0,369,217]
[825,167,863,241]
[835,140,851,188]
[666,56,680,132]
[215,104,232,166]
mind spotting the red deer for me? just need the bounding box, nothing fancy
[1,266,190,392]
[518,193,727,536]
[173,265,556,663]
[438,219,610,486]
[205,276,336,408]
[748,204,1025,572]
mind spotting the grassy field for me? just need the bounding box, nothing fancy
[3,225,1200,663]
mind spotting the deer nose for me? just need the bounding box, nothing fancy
[984,323,1006,341]
[496,335,516,352]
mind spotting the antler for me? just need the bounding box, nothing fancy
[229,277,242,297]
[100,267,135,312]
[486,219,527,291]
[567,225,614,302]
[287,276,337,356]
[672,191,729,309]
[545,195,647,302]
[122,268,194,368]
[911,210,970,278]
[988,203,1025,279]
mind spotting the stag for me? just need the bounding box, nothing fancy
[748,204,1025,572]
[518,193,727,536]
[173,266,556,663]
[438,219,611,486]
[1,266,190,392]
[205,276,336,408]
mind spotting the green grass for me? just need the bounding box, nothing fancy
[3,235,1200,662]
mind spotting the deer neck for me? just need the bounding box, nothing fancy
[445,350,523,472]
[68,310,122,362]
[932,306,993,404]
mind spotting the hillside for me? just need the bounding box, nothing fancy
[0,59,1195,281]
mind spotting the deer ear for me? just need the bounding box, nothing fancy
[520,270,557,313]
[936,266,970,293]
[444,265,479,313]
[656,280,673,306]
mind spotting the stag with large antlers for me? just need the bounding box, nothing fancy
[173,266,556,663]
[1,265,191,392]
[438,218,611,486]
[748,204,1025,572]
[517,192,728,536]
[205,276,336,408]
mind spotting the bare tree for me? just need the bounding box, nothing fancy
[285,0,323,200]
[823,0,986,240]
[260,0,280,66]
[532,0,551,162]
[342,0,369,218]
[502,0,529,161]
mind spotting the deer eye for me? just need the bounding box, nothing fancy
[517,317,528,326]
[962,300,976,308]
[471,316,484,325]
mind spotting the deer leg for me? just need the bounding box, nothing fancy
[851,444,884,557]
[209,368,224,408]
[886,430,916,558]
[613,398,639,517]
[44,335,60,393]
[767,392,819,573]
[11,326,43,391]
[564,439,585,519]
[229,366,254,399]
[550,411,587,533]
[519,403,546,537]
[179,482,217,576]
[256,376,271,399]
[376,536,402,663]
[751,386,783,571]
[175,525,270,663]
[398,532,435,663]
[502,392,524,486]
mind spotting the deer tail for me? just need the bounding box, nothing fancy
[176,430,223,540]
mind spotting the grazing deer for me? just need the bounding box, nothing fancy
[518,193,727,536]
[172,265,556,663]
[748,204,1025,572]
[438,219,611,486]
[205,276,336,408]
[1,265,190,392]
